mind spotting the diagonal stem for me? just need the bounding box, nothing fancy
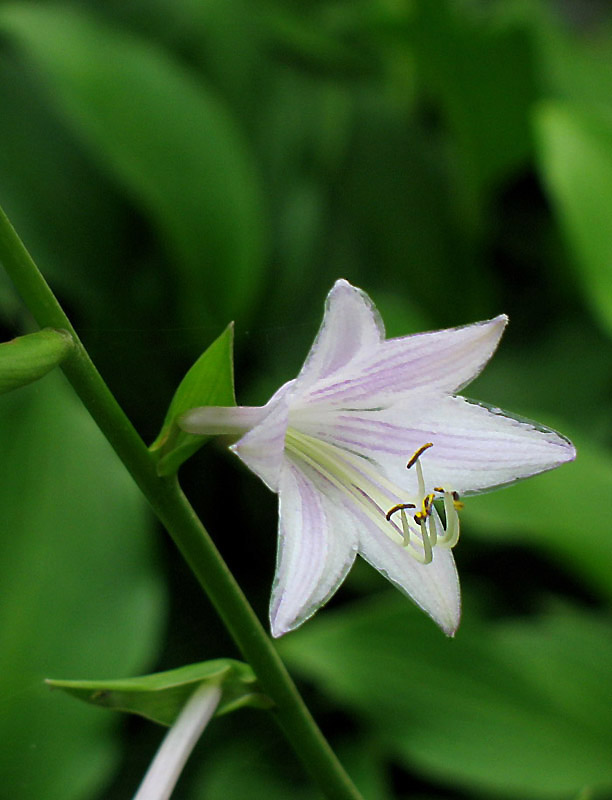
[0,205,364,800]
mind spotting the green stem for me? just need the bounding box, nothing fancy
[0,206,363,800]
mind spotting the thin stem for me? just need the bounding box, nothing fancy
[0,206,364,800]
[133,683,222,800]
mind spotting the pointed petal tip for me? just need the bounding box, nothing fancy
[433,587,461,638]
[477,313,508,346]
[269,608,301,639]
[562,439,577,464]
[270,621,285,639]
[270,617,297,638]
[441,614,460,638]
[269,591,323,639]
[484,312,508,338]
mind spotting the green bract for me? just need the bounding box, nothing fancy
[149,324,235,476]
[46,659,272,727]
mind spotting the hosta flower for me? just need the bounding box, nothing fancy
[181,280,575,637]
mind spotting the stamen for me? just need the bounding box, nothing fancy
[399,507,410,547]
[407,444,431,500]
[420,492,435,519]
[406,442,434,469]
[401,507,432,564]
[386,503,432,562]
[387,442,463,559]
[427,511,439,547]
[386,502,415,521]
[430,490,460,548]
[419,517,433,564]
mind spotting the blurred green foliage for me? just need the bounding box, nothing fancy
[0,373,165,800]
[0,0,611,798]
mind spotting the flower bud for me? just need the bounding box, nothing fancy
[0,328,73,394]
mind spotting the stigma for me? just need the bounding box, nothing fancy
[386,443,462,564]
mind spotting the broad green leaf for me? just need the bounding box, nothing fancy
[523,1,612,115]
[535,102,612,336]
[0,4,265,328]
[279,595,612,798]
[411,2,536,220]
[0,328,73,394]
[0,48,126,314]
[149,323,235,475]
[0,372,165,800]
[47,659,272,727]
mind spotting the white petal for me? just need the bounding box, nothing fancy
[180,405,269,435]
[318,396,576,494]
[296,315,507,408]
[293,279,384,395]
[293,393,575,496]
[270,461,358,637]
[403,395,577,494]
[231,381,294,492]
[357,515,461,635]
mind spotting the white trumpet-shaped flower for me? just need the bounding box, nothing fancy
[181,280,575,637]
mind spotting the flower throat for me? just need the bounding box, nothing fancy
[284,431,462,564]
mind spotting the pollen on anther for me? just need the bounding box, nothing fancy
[406,442,433,469]
[386,502,415,521]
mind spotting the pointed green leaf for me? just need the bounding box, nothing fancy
[150,323,235,475]
[536,102,612,336]
[0,328,73,394]
[47,659,272,728]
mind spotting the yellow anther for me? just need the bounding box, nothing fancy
[452,490,464,511]
[385,502,415,521]
[407,442,434,469]
[422,492,435,515]
[436,487,464,510]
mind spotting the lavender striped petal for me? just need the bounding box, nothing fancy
[270,461,358,637]
[294,394,575,496]
[357,514,461,636]
[295,315,507,407]
[294,279,384,392]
